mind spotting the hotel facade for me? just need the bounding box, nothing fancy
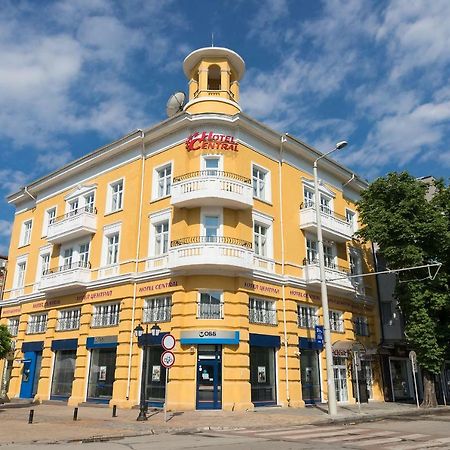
[0,47,383,410]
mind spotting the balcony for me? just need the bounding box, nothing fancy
[171,171,253,209]
[47,207,97,244]
[299,206,354,242]
[303,263,354,292]
[39,261,91,293]
[168,236,253,272]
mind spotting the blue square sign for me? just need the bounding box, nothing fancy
[315,325,324,346]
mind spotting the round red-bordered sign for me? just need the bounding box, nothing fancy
[161,334,176,351]
[161,351,175,368]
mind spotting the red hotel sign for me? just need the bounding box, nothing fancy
[185,131,238,152]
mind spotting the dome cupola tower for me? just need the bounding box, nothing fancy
[183,47,245,115]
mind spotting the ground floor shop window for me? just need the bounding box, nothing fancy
[333,356,348,402]
[361,359,374,400]
[51,350,76,398]
[87,348,116,401]
[390,357,414,401]
[144,346,166,405]
[300,349,321,404]
[250,346,276,405]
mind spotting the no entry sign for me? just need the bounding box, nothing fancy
[161,351,175,368]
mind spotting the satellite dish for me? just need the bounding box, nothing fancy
[166,92,186,117]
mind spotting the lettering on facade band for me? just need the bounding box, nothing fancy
[185,131,238,152]
[32,299,61,309]
[138,280,178,294]
[2,306,21,316]
[76,290,113,301]
[244,281,280,295]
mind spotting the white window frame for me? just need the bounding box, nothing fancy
[253,211,274,259]
[106,178,124,214]
[152,161,173,201]
[101,222,121,267]
[20,219,33,247]
[305,235,336,268]
[197,291,223,319]
[251,163,271,203]
[249,297,277,325]
[14,255,28,290]
[91,302,120,328]
[149,209,171,257]
[329,310,344,333]
[143,296,172,323]
[201,154,223,174]
[200,207,223,240]
[42,206,57,237]
[57,308,81,331]
[302,179,335,213]
[36,245,52,282]
[346,208,358,232]
[7,317,19,336]
[354,316,369,337]
[27,313,48,334]
[297,304,318,329]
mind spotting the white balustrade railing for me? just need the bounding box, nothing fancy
[47,208,97,243]
[145,255,169,271]
[303,263,354,291]
[300,207,353,241]
[253,255,275,273]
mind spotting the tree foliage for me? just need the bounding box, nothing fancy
[357,172,450,378]
[0,324,12,360]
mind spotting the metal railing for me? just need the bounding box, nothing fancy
[304,259,349,273]
[193,89,235,100]
[197,303,223,319]
[57,317,81,331]
[43,260,91,276]
[173,170,251,184]
[330,318,345,333]
[300,202,349,222]
[171,236,252,249]
[27,317,48,334]
[53,205,97,223]
[91,312,119,328]
[7,323,19,337]
[249,308,277,325]
[143,306,172,323]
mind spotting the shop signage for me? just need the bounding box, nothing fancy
[1,306,21,316]
[315,325,324,346]
[76,289,113,301]
[32,299,60,309]
[180,330,239,345]
[138,280,178,294]
[185,131,238,152]
[93,336,117,345]
[243,281,280,295]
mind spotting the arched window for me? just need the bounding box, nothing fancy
[208,64,221,90]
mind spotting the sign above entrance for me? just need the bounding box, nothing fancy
[180,330,239,345]
[185,131,238,152]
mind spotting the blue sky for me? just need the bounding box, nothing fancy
[1,0,450,254]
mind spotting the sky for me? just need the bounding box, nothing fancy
[0,0,450,254]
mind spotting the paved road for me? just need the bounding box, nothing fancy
[2,415,450,449]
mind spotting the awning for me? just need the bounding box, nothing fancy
[332,340,378,355]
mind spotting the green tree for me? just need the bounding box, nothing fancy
[0,324,12,360]
[357,172,449,407]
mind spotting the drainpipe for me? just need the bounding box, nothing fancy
[279,134,290,405]
[125,129,146,401]
[24,186,36,201]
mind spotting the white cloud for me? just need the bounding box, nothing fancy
[36,150,74,172]
[0,220,12,237]
[0,169,29,194]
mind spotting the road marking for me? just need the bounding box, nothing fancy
[233,426,306,434]
[279,428,367,440]
[320,430,397,443]
[352,434,428,447]
[386,436,450,449]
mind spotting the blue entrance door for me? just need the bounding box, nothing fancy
[196,347,222,409]
[20,351,42,399]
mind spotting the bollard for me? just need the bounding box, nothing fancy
[112,405,117,418]
[28,409,34,424]
[73,407,78,421]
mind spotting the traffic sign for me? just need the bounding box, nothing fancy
[162,333,176,351]
[315,325,324,346]
[409,350,418,372]
[161,351,175,368]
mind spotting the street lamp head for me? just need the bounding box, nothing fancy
[134,323,144,338]
[336,141,348,150]
[151,323,161,337]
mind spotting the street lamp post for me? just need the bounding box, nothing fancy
[313,140,348,417]
[134,323,161,421]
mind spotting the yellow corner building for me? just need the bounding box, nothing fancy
[0,47,383,410]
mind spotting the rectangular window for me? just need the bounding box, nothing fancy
[203,157,220,175]
[249,298,277,325]
[320,195,331,215]
[354,316,369,336]
[324,244,335,269]
[79,243,90,267]
[40,253,51,276]
[107,233,119,265]
[110,180,123,212]
[306,239,318,264]
[92,303,120,327]
[157,165,172,198]
[198,291,223,319]
[349,248,364,294]
[297,304,318,328]
[254,223,268,257]
[27,313,48,334]
[63,248,73,269]
[154,221,169,255]
[204,215,219,241]
[304,188,314,208]
[68,199,79,217]
[43,207,57,236]
[85,192,95,213]
[57,309,81,331]
[252,166,268,201]
[346,209,357,232]
[20,220,32,246]
[7,318,19,336]
[143,296,172,323]
[16,261,26,288]
[329,310,344,332]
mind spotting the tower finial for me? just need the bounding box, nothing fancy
[211,32,214,47]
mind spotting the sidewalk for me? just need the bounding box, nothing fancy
[0,401,448,446]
